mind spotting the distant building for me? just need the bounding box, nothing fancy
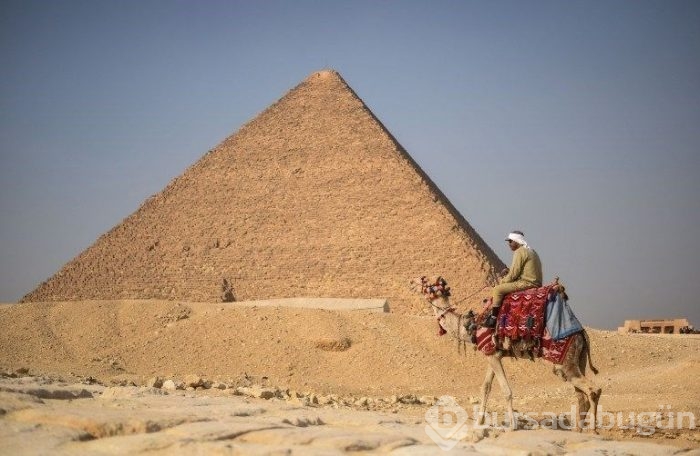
[618,318,692,334]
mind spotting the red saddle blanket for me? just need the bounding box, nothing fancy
[496,285,554,341]
[475,326,575,364]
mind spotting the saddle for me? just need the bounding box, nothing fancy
[474,284,577,363]
[473,285,551,359]
[496,285,554,341]
[476,286,554,338]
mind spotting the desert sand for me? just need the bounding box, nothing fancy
[1,299,699,454]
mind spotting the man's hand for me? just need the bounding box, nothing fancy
[499,267,509,278]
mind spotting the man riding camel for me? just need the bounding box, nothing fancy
[485,230,543,328]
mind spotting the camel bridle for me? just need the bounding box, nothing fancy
[415,276,479,339]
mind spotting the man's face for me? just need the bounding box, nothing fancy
[507,239,520,251]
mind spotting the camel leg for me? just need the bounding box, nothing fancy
[569,375,601,433]
[487,354,516,430]
[554,333,601,432]
[477,364,495,426]
[574,387,590,432]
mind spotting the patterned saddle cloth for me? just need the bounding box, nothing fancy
[474,285,581,364]
[496,285,554,341]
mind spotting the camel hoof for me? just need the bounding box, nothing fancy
[502,421,517,431]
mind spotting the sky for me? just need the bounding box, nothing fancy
[1,0,699,330]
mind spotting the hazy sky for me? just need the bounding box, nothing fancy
[1,1,698,330]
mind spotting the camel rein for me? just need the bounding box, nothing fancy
[425,283,489,322]
[427,284,489,312]
[451,284,490,306]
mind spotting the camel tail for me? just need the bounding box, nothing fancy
[583,329,599,375]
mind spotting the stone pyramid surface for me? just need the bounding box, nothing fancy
[22,70,504,312]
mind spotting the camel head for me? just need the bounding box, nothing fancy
[410,276,452,309]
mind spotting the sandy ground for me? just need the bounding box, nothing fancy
[1,300,698,451]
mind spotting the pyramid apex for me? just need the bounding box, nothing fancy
[306,68,342,81]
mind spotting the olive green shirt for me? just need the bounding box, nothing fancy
[501,246,543,287]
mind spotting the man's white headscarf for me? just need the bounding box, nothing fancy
[506,232,529,249]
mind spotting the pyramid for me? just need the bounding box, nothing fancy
[22,70,504,312]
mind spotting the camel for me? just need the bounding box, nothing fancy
[410,276,601,432]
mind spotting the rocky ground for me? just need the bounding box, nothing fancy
[1,300,699,454]
[2,376,699,455]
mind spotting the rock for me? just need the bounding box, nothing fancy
[184,374,203,388]
[286,395,311,407]
[0,391,44,415]
[109,376,136,387]
[399,394,419,404]
[418,395,436,406]
[100,387,167,399]
[236,385,279,399]
[281,415,324,427]
[145,377,163,388]
[317,395,334,405]
[286,389,299,399]
[354,397,369,407]
[248,386,266,397]
[314,337,352,351]
[0,384,95,400]
[161,380,183,391]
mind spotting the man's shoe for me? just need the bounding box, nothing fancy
[484,315,497,329]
